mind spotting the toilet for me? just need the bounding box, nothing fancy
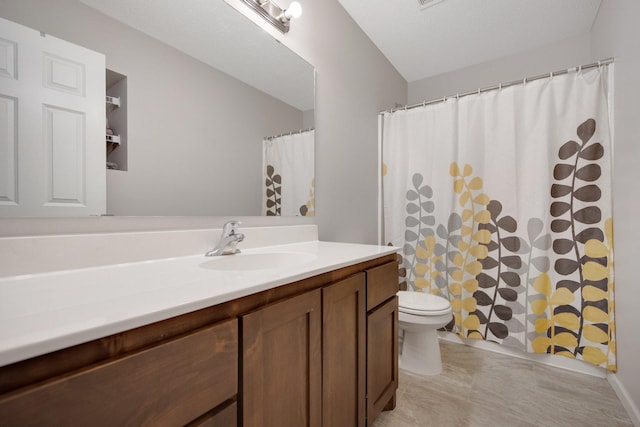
[398,291,453,376]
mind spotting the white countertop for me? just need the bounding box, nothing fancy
[0,240,397,367]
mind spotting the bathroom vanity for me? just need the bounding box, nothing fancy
[0,240,398,426]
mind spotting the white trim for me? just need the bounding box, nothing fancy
[607,373,640,427]
[377,115,384,245]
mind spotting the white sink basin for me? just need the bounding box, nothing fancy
[199,252,317,271]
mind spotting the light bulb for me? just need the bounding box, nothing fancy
[283,1,302,20]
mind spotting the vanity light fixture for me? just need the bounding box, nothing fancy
[240,0,302,33]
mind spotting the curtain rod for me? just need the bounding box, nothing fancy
[264,127,314,141]
[381,57,614,115]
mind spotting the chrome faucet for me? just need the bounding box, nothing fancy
[206,220,245,256]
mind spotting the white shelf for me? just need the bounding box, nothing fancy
[106,95,120,107]
[106,134,121,144]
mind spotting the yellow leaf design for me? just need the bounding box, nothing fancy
[531,299,548,315]
[415,245,429,259]
[532,336,551,353]
[473,193,490,205]
[473,230,492,244]
[462,297,477,312]
[462,164,473,177]
[583,285,608,302]
[450,298,462,311]
[458,240,469,252]
[450,163,461,177]
[450,283,462,296]
[414,262,428,276]
[583,324,609,344]
[468,177,483,190]
[605,218,614,246]
[461,225,473,236]
[466,261,483,275]
[460,191,471,206]
[470,245,488,259]
[463,279,478,293]
[453,253,465,267]
[453,313,462,325]
[425,235,436,250]
[454,179,465,194]
[535,318,551,334]
[549,288,575,306]
[382,163,388,177]
[461,209,473,221]
[474,210,491,224]
[463,314,480,330]
[555,350,576,359]
[584,239,609,258]
[451,270,464,281]
[583,306,609,323]
[553,312,580,330]
[583,261,609,282]
[554,332,578,348]
[582,346,607,366]
[467,331,483,339]
[533,273,551,297]
[414,277,428,288]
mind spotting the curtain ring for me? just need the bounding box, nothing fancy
[456,93,459,100]
[523,77,527,85]
[477,88,481,95]
[578,65,582,72]
[598,60,602,67]
[498,83,502,90]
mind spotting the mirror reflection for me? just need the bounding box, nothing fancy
[0,0,315,217]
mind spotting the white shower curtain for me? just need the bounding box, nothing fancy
[382,66,616,370]
[263,129,315,216]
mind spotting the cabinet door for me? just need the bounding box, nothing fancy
[241,289,322,427]
[323,273,366,427]
[0,319,238,427]
[367,296,399,425]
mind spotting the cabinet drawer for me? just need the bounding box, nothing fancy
[366,261,399,311]
[0,318,238,427]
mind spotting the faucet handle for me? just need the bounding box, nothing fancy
[222,220,241,235]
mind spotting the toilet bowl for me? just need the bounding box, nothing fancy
[398,291,452,376]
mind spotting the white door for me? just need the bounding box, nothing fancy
[0,17,105,217]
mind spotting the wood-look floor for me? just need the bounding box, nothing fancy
[372,340,632,427]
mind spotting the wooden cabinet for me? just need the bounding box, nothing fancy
[322,273,367,427]
[0,253,398,427]
[0,319,238,427]
[366,262,400,425]
[241,289,322,427]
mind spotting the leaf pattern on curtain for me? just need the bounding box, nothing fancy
[265,165,282,216]
[388,118,615,371]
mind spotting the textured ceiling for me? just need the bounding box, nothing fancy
[78,0,315,111]
[338,0,602,82]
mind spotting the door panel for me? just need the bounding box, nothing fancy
[0,16,105,216]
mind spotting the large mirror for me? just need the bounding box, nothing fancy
[0,0,315,217]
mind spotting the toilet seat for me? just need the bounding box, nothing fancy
[398,291,451,316]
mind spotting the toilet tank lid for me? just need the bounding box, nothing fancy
[398,291,451,312]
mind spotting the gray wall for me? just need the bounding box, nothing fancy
[408,32,591,103]
[591,0,640,417]
[278,0,407,244]
[0,0,303,216]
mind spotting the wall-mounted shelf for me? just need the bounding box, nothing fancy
[106,134,121,144]
[106,69,127,171]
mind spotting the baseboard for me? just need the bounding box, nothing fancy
[607,373,640,426]
[437,332,607,378]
